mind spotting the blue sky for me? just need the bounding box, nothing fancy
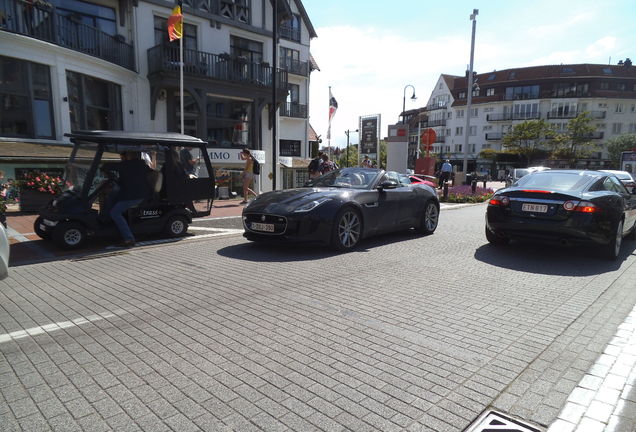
[302,0,636,148]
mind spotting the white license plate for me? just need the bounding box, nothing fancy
[251,222,274,232]
[522,203,548,213]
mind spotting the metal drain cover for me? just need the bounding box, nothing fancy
[466,411,543,432]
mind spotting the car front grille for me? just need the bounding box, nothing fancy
[243,213,288,235]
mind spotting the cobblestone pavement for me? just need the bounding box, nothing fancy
[1,203,635,431]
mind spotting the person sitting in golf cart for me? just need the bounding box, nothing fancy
[102,151,152,246]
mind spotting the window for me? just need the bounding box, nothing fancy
[219,0,250,23]
[487,73,496,81]
[456,109,465,118]
[486,88,495,96]
[230,36,263,63]
[469,126,476,136]
[598,103,608,108]
[513,103,539,119]
[280,47,301,72]
[629,123,636,133]
[438,82,443,90]
[505,85,539,100]
[447,112,452,119]
[561,67,575,74]
[483,143,491,149]
[454,144,462,152]
[618,83,626,91]
[154,16,197,50]
[600,82,609,90]
[631,104,636,112]
[484,107,494,113]
[279,140,301,157]
[550,102,577,117]
[597,123,606,129]
[551,82,589,97]
[508,71,516,79]
[483,125,492,131]
[206,95,251,148]
[611,123,622,134]
[471,108,478,117]
[458,92,466,99]
[66,70,122,131]
[469,144,476,153]
[615,103,624,113]
[455,127,463,136]
[0,56,54,139]
[56,0,117,35]
[472,88,479,97]
[446,128,451,136]
[280,13,301,42]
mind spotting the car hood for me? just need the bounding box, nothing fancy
[243,188,349,213]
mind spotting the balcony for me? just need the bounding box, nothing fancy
[512,112,541,120]
[485,132,505,140]
[487,113,512,121]
[427,119,446,127]
[280,24,300,42]
[547,111,578,119]
[280,102,307,119]
[147,45,288,89]
[0,0,134,70]
[578,131,604,140]
[590,111,606,119]
[427,103,447,111]
[280,58,309,76]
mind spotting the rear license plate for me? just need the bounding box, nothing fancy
[522,203,548,213]
[251,222,274,232]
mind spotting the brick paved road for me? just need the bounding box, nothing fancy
[1,203,635,431]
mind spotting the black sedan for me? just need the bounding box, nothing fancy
[486,170,636,259]
[242,168,440,250]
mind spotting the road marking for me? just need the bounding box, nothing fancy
[548,303,636,431]
[6,226,31,242]
[0,310,122,344]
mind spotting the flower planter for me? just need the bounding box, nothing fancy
[19,189,54,212]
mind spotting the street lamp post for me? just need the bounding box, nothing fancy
[402,85,416,124]
[345,129,358,167]
[462,9,478,176]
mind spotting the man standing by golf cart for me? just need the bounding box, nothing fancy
[102,151,152,247]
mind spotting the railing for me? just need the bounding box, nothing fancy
[487,113,512,121]
[485,132,505,140]
[280,102,307,118]
[280,24,300,41]
[0,0,135,70]
[547,111,578,119]
[590,111,606,119]
[427,119,446,127]
[427,103,447,111]
[280,58,309,76]
[579,131,604,139]
[512,112,541,120]
[148,45,288,89]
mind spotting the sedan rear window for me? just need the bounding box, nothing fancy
[516,172,598,192]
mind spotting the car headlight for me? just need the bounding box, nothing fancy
[293,197,332,212]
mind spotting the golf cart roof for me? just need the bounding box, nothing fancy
[65,130,205,146]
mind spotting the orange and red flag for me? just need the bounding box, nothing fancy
[167,6,183,42]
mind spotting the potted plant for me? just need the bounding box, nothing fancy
[215,169,231,199]
[17,172,63,212]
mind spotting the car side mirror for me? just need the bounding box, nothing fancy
[378,180,398,190]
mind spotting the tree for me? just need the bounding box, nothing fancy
[337,145,358,168]
[606,134,636,168]
[551,112,598,167]
[502,119,555,166]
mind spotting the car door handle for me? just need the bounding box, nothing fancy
[365,202,378,208]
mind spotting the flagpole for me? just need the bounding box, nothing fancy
[179,1,184,135]
[328,86,331,158]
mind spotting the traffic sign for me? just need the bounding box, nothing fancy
[420,128,436,146]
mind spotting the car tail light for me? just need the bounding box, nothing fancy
[520,189,552,194]
[563,200,599,213]
[489,195,510,206]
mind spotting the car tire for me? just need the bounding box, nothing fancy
[485,226,509,246]
[604,219,623,260]
[628,220,636,241]
[415,200,439,235]
[330,207,362,251]
[163,215,188,237]
[52,222,86,249]
[34,217,50,240]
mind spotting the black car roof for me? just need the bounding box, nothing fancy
[65,130,205,146]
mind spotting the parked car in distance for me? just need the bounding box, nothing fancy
[505,166,551,187]
[486,169,636,259]
[0,223,9,280]
[408,174,436,188]
[600,170,636,193]
[243,168,440,251]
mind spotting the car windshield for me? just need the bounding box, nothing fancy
[515,171,599,191]
[308,168,377,189]
[64,142,100,194]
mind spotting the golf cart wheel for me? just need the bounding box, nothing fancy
[34,217,50,240]
[52,222,86,249]
[164,215,188,237]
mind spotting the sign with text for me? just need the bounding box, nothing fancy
[358,114,381,164]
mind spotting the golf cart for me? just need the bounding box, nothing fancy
[34,131,215,249]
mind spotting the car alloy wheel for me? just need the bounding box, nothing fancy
[333,208,361,250]
[605,219,623,260]
[417,201,439,235]
[485,225,509,246]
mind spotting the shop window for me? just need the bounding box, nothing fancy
[206,95,251,148]
[0,56,54,139]
[279,140,301,157]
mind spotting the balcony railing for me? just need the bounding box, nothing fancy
[0,0,135,70]
[148,45,288,89]
[280,24,300,42]
[590,111,606,119]
[547,111,578,119]
[578,131,604,140]
[427,103,447,111]
[485,132,505,140]
[280,102,307,118]
[486,113,512,121]
[280,58,309,76]
[512,112,541,120]
[427,119,446,127]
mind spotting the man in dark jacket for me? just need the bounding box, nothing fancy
[102,152,151,246]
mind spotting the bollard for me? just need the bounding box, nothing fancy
[471,180,477,193]
[483,180,487,189]
[443,182,449,200]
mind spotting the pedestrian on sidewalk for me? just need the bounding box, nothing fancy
[239,148,257,204]
[440,159,452,189]
[361,155,372,168]
[308,151,324,179]
[320,153,338,174]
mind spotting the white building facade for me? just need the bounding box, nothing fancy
[0,0,317,193]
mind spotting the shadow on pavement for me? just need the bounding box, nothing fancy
[216,230,426,262]
[473,239,636,276]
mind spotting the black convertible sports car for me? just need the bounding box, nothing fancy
[242,168,440,250]
[486,169,636,259]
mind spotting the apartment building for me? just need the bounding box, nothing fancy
[406,62,636,173]
[0,0,317,193]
